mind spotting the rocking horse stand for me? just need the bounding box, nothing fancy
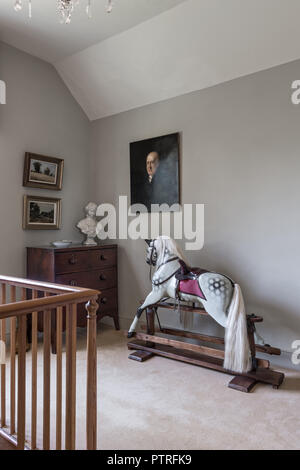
[127,301,285,393]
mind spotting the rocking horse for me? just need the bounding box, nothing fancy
[127,237,284,392]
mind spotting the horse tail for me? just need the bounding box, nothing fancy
[223,284,251,373]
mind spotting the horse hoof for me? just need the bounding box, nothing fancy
[127,331,134,339]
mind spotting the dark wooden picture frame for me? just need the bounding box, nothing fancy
[23,195,61,230]
[23,152,64,190]
[130,132,180,212]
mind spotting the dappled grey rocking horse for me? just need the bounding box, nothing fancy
[128,236,267,374]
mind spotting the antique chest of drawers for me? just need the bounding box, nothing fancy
[27,244,119,353]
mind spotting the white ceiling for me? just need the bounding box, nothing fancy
[55,0,300,120]
[0,0,187,62]
[2,0,300,121]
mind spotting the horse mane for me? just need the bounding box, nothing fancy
[154,236,188,269]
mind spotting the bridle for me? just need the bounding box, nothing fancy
[147,243,155,280]
[148,243,156,266]
[147,243,180,286]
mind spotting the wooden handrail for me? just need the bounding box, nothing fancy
[0,274,97,294]
[0,290,99,319]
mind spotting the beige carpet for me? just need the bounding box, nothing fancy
[2,325,300,450]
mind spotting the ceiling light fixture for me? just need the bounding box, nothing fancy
[14,0,114,24]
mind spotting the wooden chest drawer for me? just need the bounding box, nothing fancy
[55,251,90,274]
[75,287,117,327]
[56,267,117,291]
[88,248,117,269]
[55,248,117,274]
[92,267,117,290]
[97,288,118,313]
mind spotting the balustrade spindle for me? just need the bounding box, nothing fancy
[10,286,16,435]
[65,303,77,450]
[16,314,26,449]
[1,284,6,428]
[86,297,98,450]
[31,289,38,449]
[56,306,63,450]
[43,308,51,450]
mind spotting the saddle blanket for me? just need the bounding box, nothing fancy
[179,278,206,300]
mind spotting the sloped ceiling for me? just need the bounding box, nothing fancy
[2,0,300,121]
[55,0,300,121]
[0,0,187,62]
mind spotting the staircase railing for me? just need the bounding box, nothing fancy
[0,275,99,450]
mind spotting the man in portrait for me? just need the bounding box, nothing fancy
[146,151,160,183]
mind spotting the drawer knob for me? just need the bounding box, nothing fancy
[100,254,107,261]
[99,274,107,281]
[69,255,77,265]
[100,297,107,304]
[70,280,78,286]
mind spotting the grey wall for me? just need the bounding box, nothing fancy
[0,42,91,277]
[1,39,298,360]
[90,59,300,354]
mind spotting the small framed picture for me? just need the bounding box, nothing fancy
[23,152,64,190]
[23,195,61,230]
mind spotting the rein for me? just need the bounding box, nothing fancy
[152,271,178,286]
[152,256,180,286]
[156,256,179,271]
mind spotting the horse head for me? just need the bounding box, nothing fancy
[145,236,185,268]
[145,239,157,266]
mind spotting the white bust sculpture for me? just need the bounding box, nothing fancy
[77,202,98,246]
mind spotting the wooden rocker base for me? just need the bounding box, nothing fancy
[128,339,284,393]
[128,350,154,362]
[128,304,285,393]
[228,376,258,393]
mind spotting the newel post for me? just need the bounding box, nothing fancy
[85,296,98,450]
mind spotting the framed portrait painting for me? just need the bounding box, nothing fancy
[130,132,180,212]
[23,152,64,190]
[23,195,61,230]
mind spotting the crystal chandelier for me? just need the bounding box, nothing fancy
[14,1,114,24]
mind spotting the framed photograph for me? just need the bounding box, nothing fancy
[23,152,64,190]
[130,132,180,212]
[23,195,61,230]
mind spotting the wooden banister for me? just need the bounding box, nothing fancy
[0,276,99,450]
